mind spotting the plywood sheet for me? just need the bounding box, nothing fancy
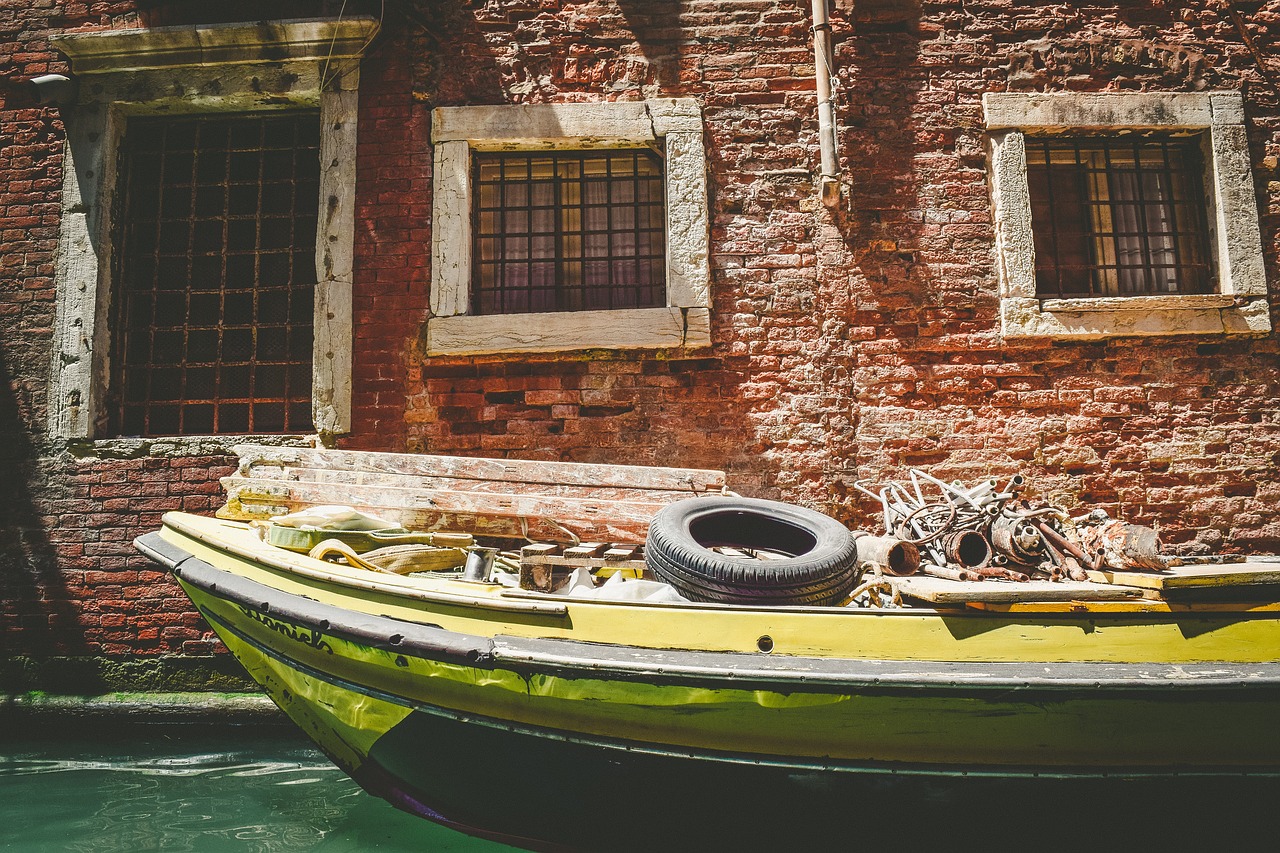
[1086,561,1280,591]
[891,576,1145,605]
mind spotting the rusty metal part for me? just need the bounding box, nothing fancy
[1035,521,1094,566]
[943,529,992,569]
[1061,555,1089,582]
[894,502,955,545]
[1079,519,1166,571]
[920,564,983,582]
[970,565,1031,582]
[989,515,1043,564]
[855,535,920,577]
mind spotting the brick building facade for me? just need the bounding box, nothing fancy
[3,0,1279,691]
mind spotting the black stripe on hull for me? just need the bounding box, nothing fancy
[136,531,1280,697]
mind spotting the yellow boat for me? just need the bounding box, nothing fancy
[136,505,1280,849]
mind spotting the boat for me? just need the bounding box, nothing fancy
[134,448,1280,849]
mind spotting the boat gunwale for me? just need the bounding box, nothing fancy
[155,512,570,617]
[159,512,1280,622]
[139,531,1280,696]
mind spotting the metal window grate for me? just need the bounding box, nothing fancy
[112,112,319,436]
[472,150,666,315]
[1026,135,1213,298]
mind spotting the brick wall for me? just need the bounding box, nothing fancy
[397,1,1280,553]
[3,1,1280,683]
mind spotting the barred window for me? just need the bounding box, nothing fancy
[1026,135,1213,299]
[111,112,318,436]
[471,150,666,315]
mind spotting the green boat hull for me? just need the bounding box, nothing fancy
[136,529,1280,849]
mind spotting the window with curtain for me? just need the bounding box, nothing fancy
[1025,135,1213,298]
[471,150,666,315]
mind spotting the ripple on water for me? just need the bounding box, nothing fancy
[0,731,515,852]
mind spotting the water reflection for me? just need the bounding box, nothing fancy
[0,727,513,852]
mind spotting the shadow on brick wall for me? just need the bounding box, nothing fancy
[0,353,88,664]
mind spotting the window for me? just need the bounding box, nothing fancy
[1027,135,1212,298]
[113,113,318,436]
[472,150,666,315]
[47,17,377,441]
[985,92,1269,339]
[427,100,710,355]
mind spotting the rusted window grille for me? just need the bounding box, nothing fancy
[112,112,319,436]
[472,150,666,314]
[1026,135,1213,298]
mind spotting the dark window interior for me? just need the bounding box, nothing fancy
[112,112,318,436]
[1026,135,1213,299]
[471,149,666,315]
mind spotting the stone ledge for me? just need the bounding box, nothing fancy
[68,434,320,461]
[1001,295,1272,339]
[52,17,380,74]
[0,691,282,723]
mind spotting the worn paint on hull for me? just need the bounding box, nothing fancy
[136,514,1280,848]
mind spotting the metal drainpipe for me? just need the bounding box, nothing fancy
[810,0,841,207]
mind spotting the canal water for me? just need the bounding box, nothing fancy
[4,720,1277,850]
[0,724,515,852]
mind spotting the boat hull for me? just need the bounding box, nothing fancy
[136,523,1280,849]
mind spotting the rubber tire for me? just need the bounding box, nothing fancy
[644,496,860,606]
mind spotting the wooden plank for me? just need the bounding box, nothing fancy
[233,444,726,492]
[891,576,1145,605]
[223,475,668,525]
[251,465,702,504]
[562,543,606,559]
[219,475,664,541]
[1086,562,1280,591]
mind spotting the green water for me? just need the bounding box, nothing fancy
[0,726,515,852]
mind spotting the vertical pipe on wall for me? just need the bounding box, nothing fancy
[810,0,841,207]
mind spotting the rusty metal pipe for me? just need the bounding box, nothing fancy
[1035,521,1092,565]
[943,529,993,569]
[855,535,920,577]
[970,565,1031,582]
[920,563,983,582]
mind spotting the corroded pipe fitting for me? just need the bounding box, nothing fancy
[854,535,921,577]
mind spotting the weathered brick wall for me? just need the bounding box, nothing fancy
[3,1,1280,683]
[399,0,1280,553]
[0,2,251,685]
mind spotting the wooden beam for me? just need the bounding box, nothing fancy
[233,444,726,492]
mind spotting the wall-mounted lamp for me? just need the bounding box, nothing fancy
[28,73,76,106]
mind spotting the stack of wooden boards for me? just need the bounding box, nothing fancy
[219,444,728,546]
[221,445,1280,607]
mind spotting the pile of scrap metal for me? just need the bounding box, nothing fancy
[854,470,1165,583]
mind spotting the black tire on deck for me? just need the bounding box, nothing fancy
[644,496,860,606]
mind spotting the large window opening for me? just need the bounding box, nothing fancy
[111,112,319,436]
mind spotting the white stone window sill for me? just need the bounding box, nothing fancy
[425,306,712,356]
[1001,294,1271,340]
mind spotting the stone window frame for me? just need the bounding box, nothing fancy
[985,91,1270,340]
[48,17,379,444]
[427,99,711,355]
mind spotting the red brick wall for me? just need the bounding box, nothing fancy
[3,2,1280,675]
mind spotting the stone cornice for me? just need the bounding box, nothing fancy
[51,17,380,75]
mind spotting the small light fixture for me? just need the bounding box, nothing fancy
[28,73,76,106]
